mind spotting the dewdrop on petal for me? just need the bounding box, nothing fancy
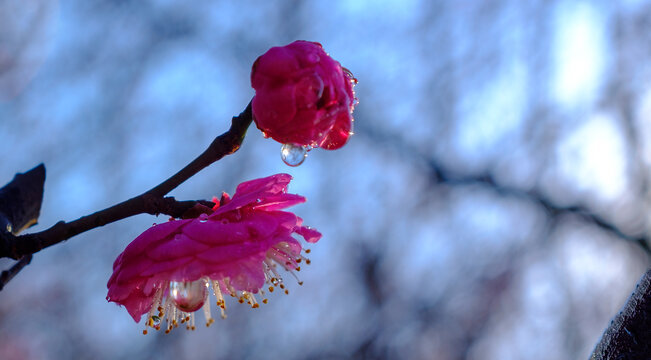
[169,280,207,312]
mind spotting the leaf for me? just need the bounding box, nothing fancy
[0,164,45,235]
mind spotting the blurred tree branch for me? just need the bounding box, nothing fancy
[0,101,252,268]
[591,268,651,359]
[358,123,651,259]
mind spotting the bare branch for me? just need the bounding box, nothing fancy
[0,255,32,291]
[0,101,252,261]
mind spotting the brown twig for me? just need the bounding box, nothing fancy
[0,101,252,261]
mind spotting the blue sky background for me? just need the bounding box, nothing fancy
[1,1,651,359]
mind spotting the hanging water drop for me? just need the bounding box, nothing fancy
[280,143,307,166]
[169,279,207,312]
[342,67,358,84]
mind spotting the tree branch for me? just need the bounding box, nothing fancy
[0,255,32,291]
[0,101,253,261]
[591,269,651,359]
[357,122,651,258]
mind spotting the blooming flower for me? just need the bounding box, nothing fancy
[106,174,321,334]
[251,40,357,150]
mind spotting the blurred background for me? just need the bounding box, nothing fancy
[1,0,651,359]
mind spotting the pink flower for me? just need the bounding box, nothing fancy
[251,40,357,150]
[106,174,321,334]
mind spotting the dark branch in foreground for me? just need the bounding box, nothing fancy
[591,269,651,359]
[0,164,46,291]
[0,255,32,291]
[0,101,252,262]
[0,164,45,235]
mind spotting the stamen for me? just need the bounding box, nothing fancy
[141,247,315,334]
[202,296,213,327]
[264,259,283,283]
[212,280,227,319]
[144,287,164,334]
[285,268,303,285]
[249,292,260,308]
[224,278,237,297]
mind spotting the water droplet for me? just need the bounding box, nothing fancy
[169,280,207,312]
[6,223,12,233]
[151,315,161,327]
[198,213,208,223]
[280,144,308,167]
[342,67,358,84]
[261,131,270,139]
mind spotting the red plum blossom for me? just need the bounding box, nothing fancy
[106,174,321,334]
[251,40,357,151]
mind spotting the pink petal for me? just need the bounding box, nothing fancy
[140,256,193,276]
[321,110,352,150]
[123,219,190,256]
[195,241,273,264]
[146,233,211,260]
[296,225,322,243]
